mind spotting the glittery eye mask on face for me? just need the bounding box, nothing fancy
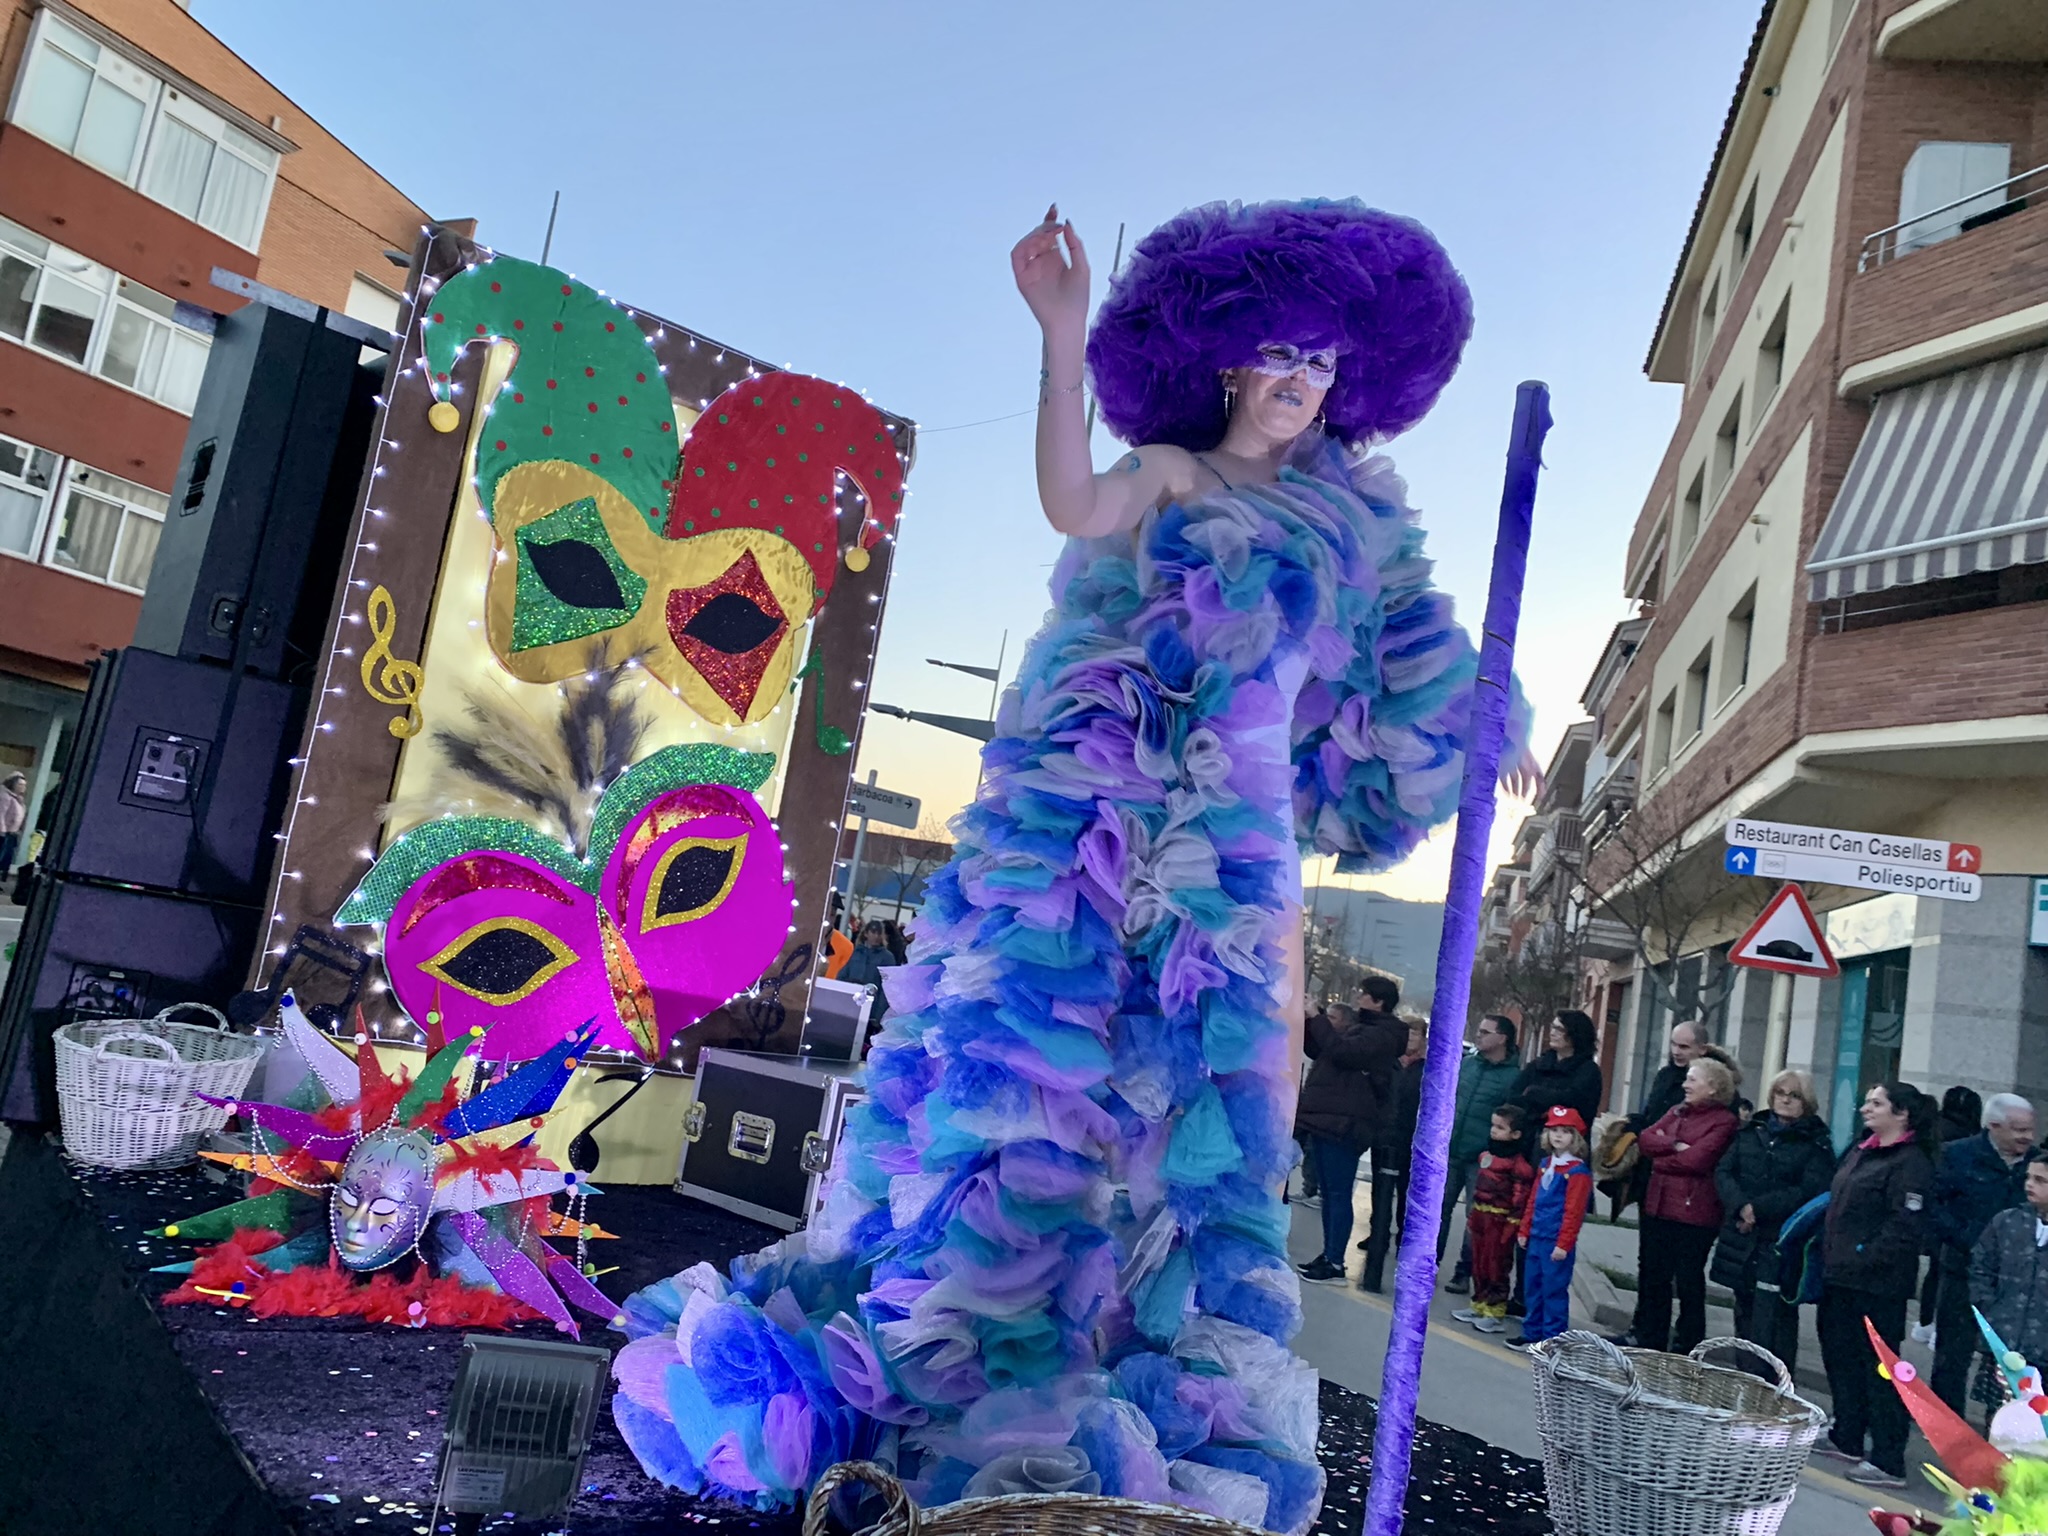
[1251,342,1339,390]
[339,747,794,1064]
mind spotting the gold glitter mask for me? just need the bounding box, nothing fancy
[486,461,815,725]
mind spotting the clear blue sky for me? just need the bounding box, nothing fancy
[201,0,1759,900]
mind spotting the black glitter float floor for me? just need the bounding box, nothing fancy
[69,1157,1551,1535]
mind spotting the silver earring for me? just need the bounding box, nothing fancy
[1223,382,1237,417]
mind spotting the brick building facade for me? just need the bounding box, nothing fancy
[0,0,450,867]
[1520,0,2048,1133]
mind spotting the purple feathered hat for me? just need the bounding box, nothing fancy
[1085,199,1473,451]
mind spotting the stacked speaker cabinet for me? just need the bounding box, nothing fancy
[0,298,385,1125]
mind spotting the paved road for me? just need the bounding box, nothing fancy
[1290,1186,1937,1535]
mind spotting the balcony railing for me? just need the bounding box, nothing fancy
[1581,758,1638,846]
[1528,810,1585,895]
[1860,161,2048,271]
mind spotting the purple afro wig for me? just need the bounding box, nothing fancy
[1085,199,1473,451]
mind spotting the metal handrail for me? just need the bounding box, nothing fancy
[1860,161,2048,270]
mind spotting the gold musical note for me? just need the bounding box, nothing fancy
[360,585,426,739]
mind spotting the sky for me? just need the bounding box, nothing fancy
[201,0,1760,906]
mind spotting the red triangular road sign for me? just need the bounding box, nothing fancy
[1730,882,1839,977]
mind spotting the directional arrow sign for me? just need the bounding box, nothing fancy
[1724,817,1981,876]
[1728,844,1982,902]
[848,783,921,830]
[1731,883,1839,977]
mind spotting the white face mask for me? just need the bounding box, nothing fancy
[1251,342,1339,390]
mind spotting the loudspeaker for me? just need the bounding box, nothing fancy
[131,301,381,682]
[38,649,301,903]
[0,878,263,1123]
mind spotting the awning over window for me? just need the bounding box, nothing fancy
[1808,345,2048,600]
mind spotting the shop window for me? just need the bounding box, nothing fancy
[49,463,167,592]
[0,432,60,558]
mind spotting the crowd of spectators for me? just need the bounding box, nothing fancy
[1294,984,2048,1493]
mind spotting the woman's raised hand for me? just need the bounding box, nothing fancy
[1012,204,1090,332]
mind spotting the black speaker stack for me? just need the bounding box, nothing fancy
[0,296,386,1124]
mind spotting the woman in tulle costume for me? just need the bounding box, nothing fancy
[610,199,1533,1536]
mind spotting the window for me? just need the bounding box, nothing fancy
[98,277,209,412]
[1733,184,1758,272]
[1678,467,1705,559]
[1682,645,1712,740]
[140,90,279,250]
[1695,276,1721,379]
[1897,142,2013,256]
[0,432,59,558]
[1756,294,1790,408]
[8,13,281,251]
[0,219,210,411]
[1830,0,1857,48]
[1711,389,1743,500]
[12,14,158,183]
[1650,691,1677,775]
[49,463,167,591]
[1721,585,1757,704]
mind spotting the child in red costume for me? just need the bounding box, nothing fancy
[1452,1104,1535,1334]
[1511,1105,1593,1349]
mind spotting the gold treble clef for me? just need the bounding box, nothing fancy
[360,585,426,739]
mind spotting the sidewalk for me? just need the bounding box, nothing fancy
[1290,1177,1945,1534]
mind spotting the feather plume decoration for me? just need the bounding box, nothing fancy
[384,644,648,857]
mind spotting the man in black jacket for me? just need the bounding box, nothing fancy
[1929,1092,2036,1414]
[1629,1019,1708,1134]
[1361,1015,1428,1293]
[1295,976,1405,1284]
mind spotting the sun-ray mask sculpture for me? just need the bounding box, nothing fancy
[154,997,619,1336]
[417,255,906,726]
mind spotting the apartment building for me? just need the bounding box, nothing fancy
[0,0,442,865]
[1575,0,2048,1137]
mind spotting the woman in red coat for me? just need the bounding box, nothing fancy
[1633,1056,1741,1352]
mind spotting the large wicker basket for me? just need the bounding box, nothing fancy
[53,1006,264,1170]
[1529,1332,1827,1536]
[803,1461,1266,1536]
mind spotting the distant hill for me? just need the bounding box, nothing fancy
[1302,884,1446,1011]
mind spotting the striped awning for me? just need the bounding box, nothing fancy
[1808,345,2048,600]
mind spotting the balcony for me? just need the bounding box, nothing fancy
[1581,758,1639,847]
[1527,810,1585,898]
[1878,0,2048,64]
[1859,161,2048,271]
[1574,916,1637,964]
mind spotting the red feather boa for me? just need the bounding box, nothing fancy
[164,1227,539,1328]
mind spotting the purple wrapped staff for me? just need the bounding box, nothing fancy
[1365,381,1552,1536]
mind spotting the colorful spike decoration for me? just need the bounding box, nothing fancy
[152,995,620,1337]
[415,255,909,725]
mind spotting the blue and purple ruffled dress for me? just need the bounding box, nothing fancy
[610,435,1528,1535]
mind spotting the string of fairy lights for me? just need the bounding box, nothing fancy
[266,226,917,1046]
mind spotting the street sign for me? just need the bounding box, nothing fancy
[2031,877,2048,947]
[1731,883,1840,977]
[1722,842,1982,902]
[848,783,921,830]
[1723,816,1981,875]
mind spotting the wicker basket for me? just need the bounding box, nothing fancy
[53,1005,264,1170]
[803,1461,1266,1536]
[1529,1331,1827,1536]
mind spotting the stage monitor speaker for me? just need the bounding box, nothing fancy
[132,299,382,682]
[0,877,263,1124]
[37,649,301,903]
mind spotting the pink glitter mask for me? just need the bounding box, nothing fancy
[1251,342,1338,390]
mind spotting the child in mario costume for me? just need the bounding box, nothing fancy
[1514,1106,1593,1348]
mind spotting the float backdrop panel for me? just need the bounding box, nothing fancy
[259,230,912,1059]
